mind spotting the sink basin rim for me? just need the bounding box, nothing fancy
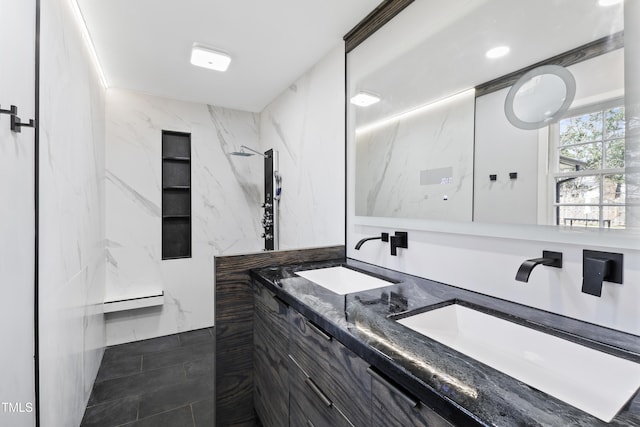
[391,299,640,363]
[392,299,640,422]
[294,265,398,295]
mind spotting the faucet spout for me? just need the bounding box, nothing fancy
[354,233,389,250]
[515,251,563,282]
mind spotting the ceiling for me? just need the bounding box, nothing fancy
[77,0,381,112]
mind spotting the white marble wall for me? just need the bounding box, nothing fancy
[0,1,36,426]
[105,89,262,345]
[355,90,474,221]
[259,44,346,248]
[38,0,106,426]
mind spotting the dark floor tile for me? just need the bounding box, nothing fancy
[96,354,142,383]
[178,328,213,347]
[89,364,186,406]
[192,398,214,427]
[80,395,139,427]
[142,341,214,371]
[103,335,180,363]
[137,375,214,419]
[123,405,194,427]
[184,356,214,380]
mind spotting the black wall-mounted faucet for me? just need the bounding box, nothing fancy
[390,232,408,256]
[515,250,563,282]
[354,233,389,250]
[582,250,623,297]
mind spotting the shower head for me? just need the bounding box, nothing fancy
[229,150,254,157]
[229,145,267,158]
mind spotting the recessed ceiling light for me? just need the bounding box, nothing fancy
[486,46,510,59]
[350,92,380,107]
[598,0,622,6]
[190,44,231,72]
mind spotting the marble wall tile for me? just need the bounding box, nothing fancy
[259,44,346,249]
[355,90,474,220]
[0,1,36,426]
[38,0,106,426]
[105,89,262,345]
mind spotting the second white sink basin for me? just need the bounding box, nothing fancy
[294,266,394,295]
[396,301,640,422]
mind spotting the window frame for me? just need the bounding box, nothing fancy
[548,98,625,228]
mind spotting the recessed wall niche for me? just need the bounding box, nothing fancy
[161,130,191,260]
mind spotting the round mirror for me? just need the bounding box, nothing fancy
[504,65,576,130]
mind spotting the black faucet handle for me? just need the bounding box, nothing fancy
[390,232,408,256]
[582,250,623,297]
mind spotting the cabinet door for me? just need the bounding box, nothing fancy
[370,368,454,427]
[289,354,354,427]
[253,283,290,427]
[289,310,371,426]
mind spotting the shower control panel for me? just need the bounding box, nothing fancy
[263,149,275,251]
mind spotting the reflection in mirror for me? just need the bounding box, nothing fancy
[348,0,636,234]
[355,89,475,220]
[474,49,624,226]
[504,65,576,130]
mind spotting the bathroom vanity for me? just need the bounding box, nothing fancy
[250,259,640,426]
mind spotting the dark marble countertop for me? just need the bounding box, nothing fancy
[250,258,640,427]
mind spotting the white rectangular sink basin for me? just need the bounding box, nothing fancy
[294,266,394,295]
[397,302,640,422]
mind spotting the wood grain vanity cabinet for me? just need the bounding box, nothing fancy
[253,283,290,427]
[369,367,454,427]
[253,280,455,427]
[289,353,354,427]
[289,310,371,426]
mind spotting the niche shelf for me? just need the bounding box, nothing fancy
[162,130,192,260]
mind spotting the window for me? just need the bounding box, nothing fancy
[551,101,625,228]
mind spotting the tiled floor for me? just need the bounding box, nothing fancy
[80,327,215,427]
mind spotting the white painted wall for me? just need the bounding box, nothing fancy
[474,87,540,224]
[0,1,36,426]
[38,0,107,425]
[348,229,640,336]
[259,44,346,249]
[105,89,262,345]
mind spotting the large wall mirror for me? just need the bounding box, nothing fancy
[347,0,639,245]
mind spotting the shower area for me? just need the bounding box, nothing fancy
[230,145,281,250]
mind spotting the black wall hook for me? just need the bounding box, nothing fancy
[11,115,36,133]
[0,104,18,116]
[0,104,35,133]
